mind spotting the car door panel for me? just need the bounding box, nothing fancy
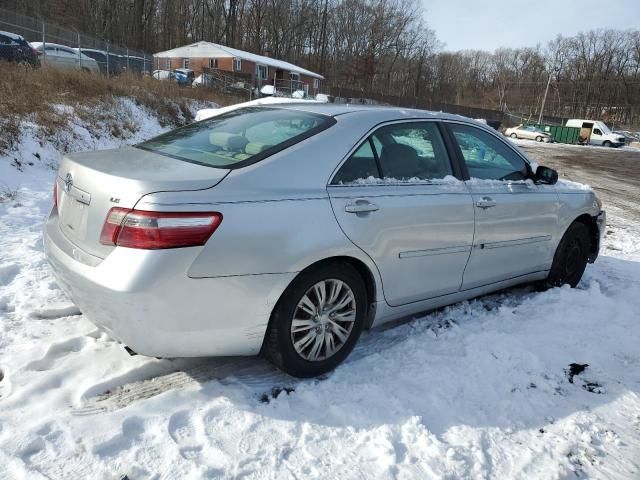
[462,182,559,289]
[329,184,474,305]
[445,122,560,290]
[327,121,475,307]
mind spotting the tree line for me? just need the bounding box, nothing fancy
[4,0,640,127]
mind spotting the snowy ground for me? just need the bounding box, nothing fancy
[1,112,639,479]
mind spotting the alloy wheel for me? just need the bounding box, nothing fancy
[290,279,356,362]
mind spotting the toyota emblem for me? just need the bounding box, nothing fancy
[64,173,73,193]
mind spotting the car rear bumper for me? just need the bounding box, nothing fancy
[44,210,296,357]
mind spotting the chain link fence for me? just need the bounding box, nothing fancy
[0,7,152,76]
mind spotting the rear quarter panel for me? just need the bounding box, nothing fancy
[135,118,385,291]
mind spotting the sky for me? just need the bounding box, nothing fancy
[422,0,640,52]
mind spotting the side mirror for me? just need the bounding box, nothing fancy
[534,166,558,185]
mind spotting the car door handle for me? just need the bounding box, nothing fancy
[476,197,497,209]
[344,200,380,213]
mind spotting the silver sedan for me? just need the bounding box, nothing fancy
[505,125,554,142]
[44,105,606,377]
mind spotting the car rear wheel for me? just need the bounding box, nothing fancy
[535,136,543,142]
[510,133,518,138]
[544,222,591,289]
[263,262,367,378]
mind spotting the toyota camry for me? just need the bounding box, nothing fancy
[44,104,606,377]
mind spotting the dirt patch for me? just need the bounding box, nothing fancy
[518,142,640,223]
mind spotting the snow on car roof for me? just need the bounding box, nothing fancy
[30,42,99,62]
[153,41,324,79]
[0,30,25,41]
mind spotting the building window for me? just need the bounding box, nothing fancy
[234,58,242,71]
[210,58,218,68]
[164,58,170,69]
[289,72,300,81]
[256,64,267,80]
[313,78,319,89]
[182,58,189,69]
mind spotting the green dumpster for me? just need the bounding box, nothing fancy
[525,123,581,144]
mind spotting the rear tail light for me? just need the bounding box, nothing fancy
[53,177,58,211]
[100,208,222,249]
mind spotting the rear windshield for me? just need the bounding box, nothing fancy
[136,107,335,169]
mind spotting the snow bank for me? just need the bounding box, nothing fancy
[0,97,210,194]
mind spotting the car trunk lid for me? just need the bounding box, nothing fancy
[56,146,229,259]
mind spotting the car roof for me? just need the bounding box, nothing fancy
[252,102,479,124]
[30,42,77,50]
[0,30,25,41]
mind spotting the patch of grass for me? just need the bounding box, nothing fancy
[0,184,19,203]
[0,62,244,154]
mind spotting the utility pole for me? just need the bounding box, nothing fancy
[538,68,553,125]
[539,45,561,125]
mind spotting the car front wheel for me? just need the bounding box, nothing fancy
[603,141,612,147]
[263,262,367,377]
[545,222,591,288]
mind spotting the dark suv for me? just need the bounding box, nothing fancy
[0,30,39,67]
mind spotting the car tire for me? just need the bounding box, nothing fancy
[263,262,367,378]
[510,133,518,138]
[536,136,543,142]
[544,222,591,289]
[603,141,611,148]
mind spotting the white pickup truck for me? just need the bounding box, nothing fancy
[566,119,626,147]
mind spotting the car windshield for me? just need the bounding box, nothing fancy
[136,107,335,169]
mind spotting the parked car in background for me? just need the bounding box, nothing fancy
[0,30,39,67]
[152,68,194,85]
[75,48,124,76]
[152,69,175,81]
[174,68,194,86]
[504,125,554,142]
[30,42,100,73]
[566,119,625,147]
[44,105,605,378]
[613,130,636,145]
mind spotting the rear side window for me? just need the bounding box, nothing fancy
[137,107,335,169]
[332,141,379,184]
[331,122,453,184]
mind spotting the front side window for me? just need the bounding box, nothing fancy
[332,122,453,184]
[449,123,529,181]
[137,107,335,169]
[593,128,602,135]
